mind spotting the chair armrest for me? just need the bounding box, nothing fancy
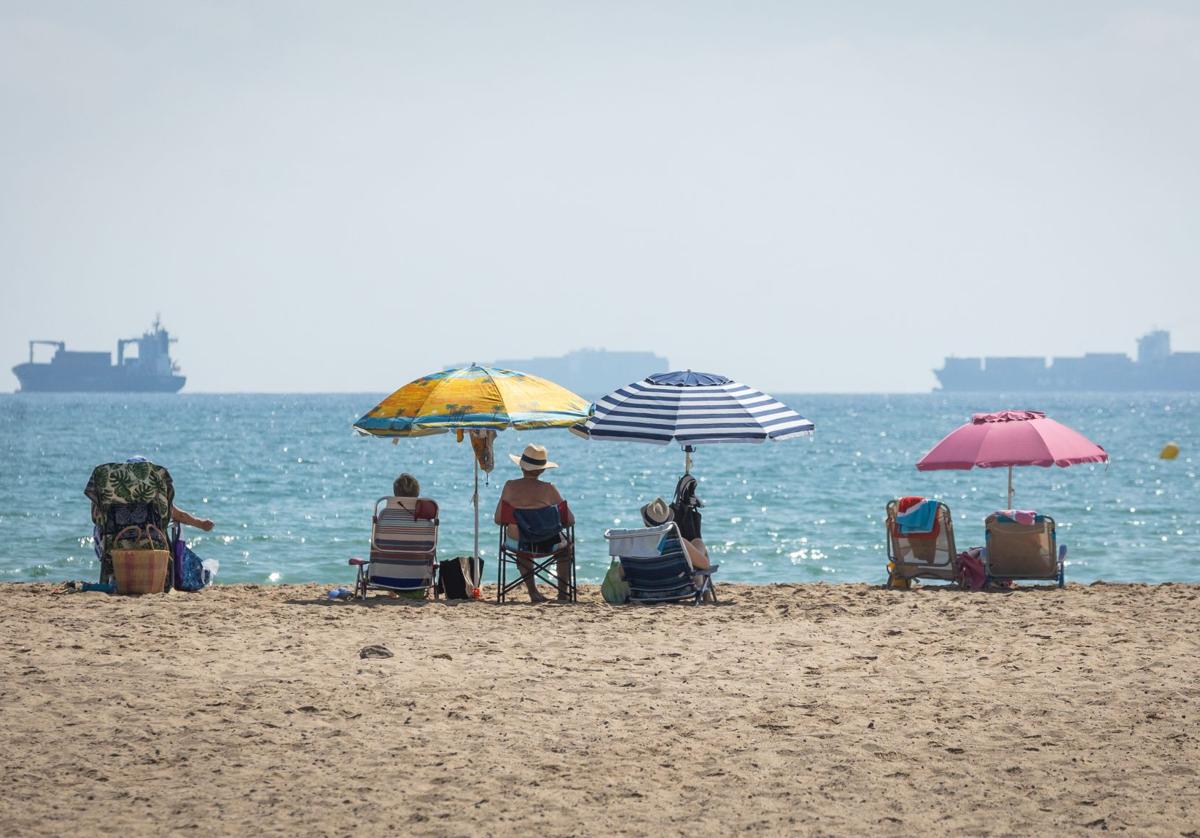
[695,565,718,576]
[348,557,368,566]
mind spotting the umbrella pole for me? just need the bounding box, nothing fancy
[684,444,694,475]
[472,458,480,586]
[1007,465,1013,509]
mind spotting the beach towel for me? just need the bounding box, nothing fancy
[895,498,939,535]
[997,509,1038,526]
[469,429,496,473]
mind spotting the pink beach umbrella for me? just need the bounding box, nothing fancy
[916,410,1108,507]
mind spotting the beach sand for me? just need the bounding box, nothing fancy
[1,582,1197,836]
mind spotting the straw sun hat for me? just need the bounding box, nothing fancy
[640,497,674,526]
[509,443,558,472]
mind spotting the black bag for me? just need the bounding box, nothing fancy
[437,556,484,600]
[671,474,704,541]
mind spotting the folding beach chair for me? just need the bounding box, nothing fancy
[496,500,576,603]
[885,498,958,586]
[349,497,440,599]
[604,523,718,604]
[984,512,1066,588]
[85,460,175,587]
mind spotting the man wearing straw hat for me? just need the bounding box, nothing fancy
[494,443,574,602]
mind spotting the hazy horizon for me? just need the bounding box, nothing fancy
[3,1,1198,394]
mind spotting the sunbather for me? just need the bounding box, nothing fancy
[393,472,420,499]
[641,496,710,569]
[124,456,214,532]
[494,443,574,602]
[172,505,214,532]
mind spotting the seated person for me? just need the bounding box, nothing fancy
[172,504,214,532]
[494,443,574,603]
[393,472,420,500]
[118,456,215,533]
[641,496,710,569]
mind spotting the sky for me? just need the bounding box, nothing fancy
[1,1,1198,393]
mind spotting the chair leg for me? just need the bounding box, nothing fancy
[497,552,505,603]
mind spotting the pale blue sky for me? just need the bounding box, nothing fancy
[2,1,1197,393]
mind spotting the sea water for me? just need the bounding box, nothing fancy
[1,393,1196,585]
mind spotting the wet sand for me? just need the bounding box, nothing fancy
[0,582,1197,836]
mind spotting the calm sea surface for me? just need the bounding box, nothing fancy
[1,393,1196,586]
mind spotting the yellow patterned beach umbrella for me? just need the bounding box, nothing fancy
[354,364,591,437]
[353,365,591,577]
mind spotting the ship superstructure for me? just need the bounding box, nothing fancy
[934,330,1200,391]
[12,318,186,393]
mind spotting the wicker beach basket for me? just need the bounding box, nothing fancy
[110,525,171,595]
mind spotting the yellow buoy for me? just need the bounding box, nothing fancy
[1160,442,1180,460]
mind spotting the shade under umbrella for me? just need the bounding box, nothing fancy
[572,370,813,472]
[916,410,1108,507]
[354,364,591,572]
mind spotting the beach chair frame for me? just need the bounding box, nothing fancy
[885,499,959,586]
[496,501,577,603]
[350,496,440,600]
[85,461,175,587]
[604,522,718,605]
[983,513,1066,588]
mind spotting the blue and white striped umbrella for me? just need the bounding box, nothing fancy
[572,371,813,458]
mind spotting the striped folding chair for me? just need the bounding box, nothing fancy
[496,500,576,603]
[885,498,958,587]
[604,523,718,604]
[349,497,440,599]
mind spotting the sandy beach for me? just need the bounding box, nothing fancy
[0,582,1197,836]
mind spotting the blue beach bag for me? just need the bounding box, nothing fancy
[171,523,211,592]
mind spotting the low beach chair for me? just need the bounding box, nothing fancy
[496,500,577,603]
[885,498,958,586]
[349,497,440,599]
[85,460,175,587]
[984,512,1065,588]
[604,523,718,604]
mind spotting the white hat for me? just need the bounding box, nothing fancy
[640,497,673,526]
[509,443,558,471]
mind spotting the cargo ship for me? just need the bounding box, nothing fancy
[12,318,186,393]
[934,330,1200,392]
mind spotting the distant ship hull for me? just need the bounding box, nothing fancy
[12,319,186,393]
[934,331,1200,392]
[13,363,185,393]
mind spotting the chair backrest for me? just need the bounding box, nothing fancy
[369,496,439,589]
[605,523,697,602]
[85,461,175,555]
[885,499,957,580]
[498,500,570,552]
[985,513,1057,578]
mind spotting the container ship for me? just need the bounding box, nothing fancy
[935,330,1200,392]
[12,318,186,393]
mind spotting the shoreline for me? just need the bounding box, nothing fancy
[1,582,1197,835]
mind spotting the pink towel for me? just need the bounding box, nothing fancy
[998,509,1038,526]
